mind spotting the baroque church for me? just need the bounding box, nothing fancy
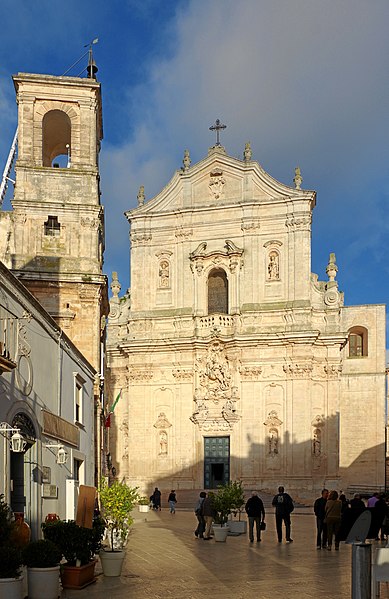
[0,67,385,511]
[106,138,386,496]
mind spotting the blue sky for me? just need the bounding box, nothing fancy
[1,1,388,341]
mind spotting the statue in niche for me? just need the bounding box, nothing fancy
[159,260,170,288]
[268,428,279,455]
[159,430,168,455]
[312,428,321,456]
[268,251,279,280]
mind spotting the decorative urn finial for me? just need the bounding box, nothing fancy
[243,142,252,161]
[183,149,191,172]
[137,185,145,206]
[293,166,303,190]
[326,253,338,282]
[110,271,121,301]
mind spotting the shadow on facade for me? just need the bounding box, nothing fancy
[109,411,385,501]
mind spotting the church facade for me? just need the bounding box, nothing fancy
[106,143,386,496]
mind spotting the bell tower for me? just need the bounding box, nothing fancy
[8,72,108,370]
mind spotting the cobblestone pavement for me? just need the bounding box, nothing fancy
[61,508,389,599]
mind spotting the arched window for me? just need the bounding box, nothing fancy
[207,269,228,314]
[348,326,368,357]
[42,110,71,167]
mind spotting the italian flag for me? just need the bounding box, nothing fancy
[105,390,121,428]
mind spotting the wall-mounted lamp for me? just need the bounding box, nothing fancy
[45,444,68,465]
[0,422,26,453]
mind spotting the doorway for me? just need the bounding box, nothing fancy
[204,436,230,489]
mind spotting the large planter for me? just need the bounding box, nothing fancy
[138,505,150,513]
[61,560,97,589]
[213,526,229,542]
[0,576,23,599]
[27,565,60,599]
[99,549,126,577]
[228,520,247,534]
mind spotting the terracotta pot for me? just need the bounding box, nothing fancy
[61,560,96,589]
[10,513,31,548]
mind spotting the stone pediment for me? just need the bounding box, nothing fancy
[126,147,316,219]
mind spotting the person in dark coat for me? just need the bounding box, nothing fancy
[245,491,265,543]
[313,489,328,549]
[150,487,162,511]
[202,494,215,540]
[168,490,177,514]
[372,494,389,541]
[272,486,294,543]
[194,491,206,538]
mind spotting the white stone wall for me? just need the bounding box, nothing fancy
[107,146,385,495]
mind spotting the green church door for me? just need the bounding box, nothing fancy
[204,436,230,489]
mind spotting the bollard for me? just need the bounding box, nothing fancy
[352,543,371,599]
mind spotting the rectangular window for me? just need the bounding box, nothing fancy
[73,458,83,483]
[74,375,85,424]
[349,333,363,357]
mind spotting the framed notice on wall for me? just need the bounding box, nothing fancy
[42,466,51,484]
[42,484,58,499]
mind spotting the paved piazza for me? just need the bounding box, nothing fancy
[61,507,389,599]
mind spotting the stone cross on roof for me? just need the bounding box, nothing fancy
[209,118,227,147]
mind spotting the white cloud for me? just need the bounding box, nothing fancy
[102,0,389,289]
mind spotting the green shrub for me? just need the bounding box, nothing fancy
[210,481,245,527]
[22,539,62,568]
[42,518,105,566]
[0,494,13,545]
[0,545,22,578]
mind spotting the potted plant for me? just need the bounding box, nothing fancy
[42,517,105,589]
[209,481,243,542]
[138,496,150,513]
[98,479,140,576]
[0,494,23,599]
[22,539,62,599]
[227,481,247,534]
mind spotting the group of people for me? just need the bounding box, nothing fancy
[194,485,295,543]
[314,489,389,551]
[149,487,177,514]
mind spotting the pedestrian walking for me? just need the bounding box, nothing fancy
[194,491,206,538]
[314,489,328,549]
[202,493,214,540]
[150,487,162,511]
[168,490,177,514]
[324,490,342,550]
[245,491,265,543]
[272,485,294,543]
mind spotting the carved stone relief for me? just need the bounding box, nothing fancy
[190,341,240,430]
[209,169,226,200]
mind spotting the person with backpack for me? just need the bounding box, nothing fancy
[272,485,294,543]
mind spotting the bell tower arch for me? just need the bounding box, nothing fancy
[7,72,108,370]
